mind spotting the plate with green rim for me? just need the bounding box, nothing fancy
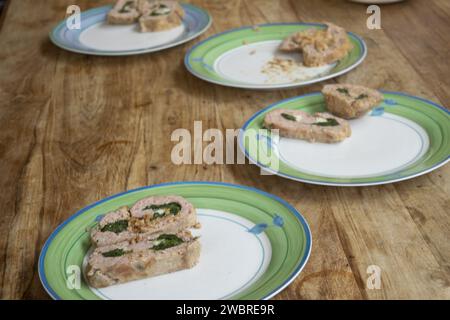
[50,3,212,56]
[184,23,366,89]
[38,182,311,300]
[239,91,450,186]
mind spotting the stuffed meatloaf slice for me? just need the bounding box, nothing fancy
[138,0,184,32]
[91,195,197,247]
[90,206,133,247]
[263,109,351,143]
[86,230,200,288]
[322,84,383,119]
[139,0,184,17]
[107,0,141,24]
[279,23,352,67]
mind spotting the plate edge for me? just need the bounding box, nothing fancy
[184,22,367,89]
[38,181,312,300]
[238,91,450,186]
[49,4,213,56]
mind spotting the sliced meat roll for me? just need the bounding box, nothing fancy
[279,22,352,67]
[86,231,200,288]
[263,109,351,143]
[129,195,197,233]
[107,0,141,24]
[138,0,184,32]
[91,195,197,247]
[90,206,134,247]
[322,84,383,119]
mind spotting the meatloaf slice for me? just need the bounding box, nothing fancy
[138,0,184,32]
[263,109,351,143]
[107,0,141,24]
[279,22,352,67]
[279,28,317,52]
[91,195,197,247]
[86,230,200,288]
[322,84,383,119]
[90,206,134,247]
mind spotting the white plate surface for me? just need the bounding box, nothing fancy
[80,23,186,51]
[214,40,335,85]
[50,4,212,55]
[273,113,429,178]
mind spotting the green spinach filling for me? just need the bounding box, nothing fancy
[336,87,350,95]
[337,88,369,101]
[356,94,368,100]
[150,4,170,16]
[313,118,339,126]
[281,112,339,127]
[143,202,182,220]
[101,248,130,257]
[101,219,129,234]
[119,1,135,13]
[152,234,184,251]
[281,113,297,121]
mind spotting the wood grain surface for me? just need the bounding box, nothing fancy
[0,0,449,299]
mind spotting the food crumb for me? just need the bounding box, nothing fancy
[262,57,299,74]
[261,57,328,84]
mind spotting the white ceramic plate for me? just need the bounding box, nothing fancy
[39,182,311,300]
[240,92,450,186]
[185,23,366,89]
[50,4,212,56]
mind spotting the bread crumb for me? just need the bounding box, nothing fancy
[261,57,330,84]
[262,57,299,74]
[193,222,202,229]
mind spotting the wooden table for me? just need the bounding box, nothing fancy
[0,0,449,300]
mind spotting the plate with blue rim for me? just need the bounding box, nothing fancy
[50,3,212,56]
[185,23,367,89]
[239,91,450,186]
[38,181,311,300]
